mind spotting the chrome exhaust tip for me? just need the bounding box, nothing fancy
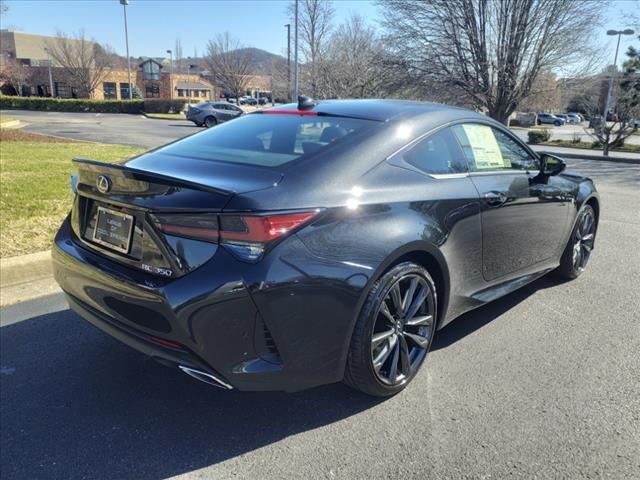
[178,365,233,390]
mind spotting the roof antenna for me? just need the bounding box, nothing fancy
[298,95,317,110]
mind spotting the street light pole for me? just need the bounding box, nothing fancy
[293,0,299,100]
[44,47,54,97]
[285,23,291,102]
[187,57,192,105]
[120,0,133,99]
[166,49,173,100]
[602,28,634,123]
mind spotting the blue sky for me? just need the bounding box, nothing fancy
[1,0,638,67]
[2,0,379,58]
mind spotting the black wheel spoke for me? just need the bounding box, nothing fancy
[399,335,411,375]
[379,302,395,326]
[388,340,400,381]
[372,329,395,348]
[390,283,403,315]
[404,331,429,348]
[404,285,428,322]
[405,314,433,327]
[401,278,418,317]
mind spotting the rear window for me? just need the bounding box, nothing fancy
[157,113,375,167]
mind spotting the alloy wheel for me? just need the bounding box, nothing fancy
[370,274,435,386]
[572,209,595,272]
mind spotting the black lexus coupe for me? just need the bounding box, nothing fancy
[53,98,599,396]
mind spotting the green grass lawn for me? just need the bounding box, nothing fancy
[144,112,186,120]
[0,135,144,257]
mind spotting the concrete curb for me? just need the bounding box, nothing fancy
[0,119,22,129]
[531,145,640,164]
[141,112,186,121]
[0,251,60,307]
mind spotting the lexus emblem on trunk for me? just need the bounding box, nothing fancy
[96,175,111,194]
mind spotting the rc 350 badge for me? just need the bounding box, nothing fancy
[141,264,173,277]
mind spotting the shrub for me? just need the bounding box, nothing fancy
[0,95,144,113]
[142,99,186,114]
[527,129,551,144]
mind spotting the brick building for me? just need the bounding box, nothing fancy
[1,30,216,102]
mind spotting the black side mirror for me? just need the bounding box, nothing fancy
[539,152,566,175]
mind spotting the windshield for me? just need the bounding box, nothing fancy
[157,113,376,168]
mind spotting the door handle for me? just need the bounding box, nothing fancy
[484,191,508,206]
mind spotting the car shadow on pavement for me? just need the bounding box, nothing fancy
[432,274,567,351]
[0,310,383,480]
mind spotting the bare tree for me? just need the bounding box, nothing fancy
[205,32,254,101]
[0,56,31,96]
[174,37,184,72]
[269,56,291,102]
[518,71,561,113]
[380,0,603,123]
[44,30,112,98]
[288,0,334,97]
[320,14,385,98]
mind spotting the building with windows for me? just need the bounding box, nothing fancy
[1,30,216,102]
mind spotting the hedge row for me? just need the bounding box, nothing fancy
[141,99,187,114]
[527,129,551,144]
[0,96,186,114]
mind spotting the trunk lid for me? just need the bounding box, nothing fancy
[71,156,282,279]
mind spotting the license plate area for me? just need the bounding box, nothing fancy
[92,206,135,254]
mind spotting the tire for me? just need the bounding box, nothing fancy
[557,204,596,279]
[204,116,217,128]
[537,120,542,126]
[344,262,437,397]
[554,120,561,126]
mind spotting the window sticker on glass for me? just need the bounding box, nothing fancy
[460,125,511,170]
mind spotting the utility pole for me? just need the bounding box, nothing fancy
[166,49,173,100]
[602,29,634,124]
[293,0,299,100]
[120,0,133,99]
[285,23,291,102]
[44,48,54,97]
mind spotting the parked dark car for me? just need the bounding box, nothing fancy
[537,113,565,126]
[186,101,244,127]
[241,97,258,106]
[606,111,619,122]
[53,98,599,397]
[258,97,269,105]
[589,115,603,129]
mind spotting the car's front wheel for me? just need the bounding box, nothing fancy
[344,262,437,397]
[554,120,561,126]
[204,116,217,128]
[557,204,596,279]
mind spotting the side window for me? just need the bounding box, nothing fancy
[452,124,539,172]
[492,128,540,171]
[402,128,468,174]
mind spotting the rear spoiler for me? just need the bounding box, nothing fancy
[73,157,233,195]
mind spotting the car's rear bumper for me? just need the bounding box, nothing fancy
[52,217,362,392]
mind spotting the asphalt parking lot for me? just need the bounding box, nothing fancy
[1,109,199,149]
[1,114,639,479]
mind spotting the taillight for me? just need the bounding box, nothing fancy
[151,213,219,242]
[220,211,319,261]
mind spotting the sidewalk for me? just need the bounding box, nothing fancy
[0,251,60,307]
[530,144,640,164]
